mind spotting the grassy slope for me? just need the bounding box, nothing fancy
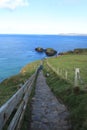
[47,55,87,87]
[0,60,40,106]
[43,54,87,130]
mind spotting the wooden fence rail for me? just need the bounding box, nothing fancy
[0,66,40,130]
[46,61,84,87]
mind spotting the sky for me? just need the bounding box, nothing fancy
[0,0,87,34]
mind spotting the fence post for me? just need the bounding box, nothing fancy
[75,68,80,86]
[60,69,62,76]
[65,71,68,80]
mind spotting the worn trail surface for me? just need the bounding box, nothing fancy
[30,71,71,130]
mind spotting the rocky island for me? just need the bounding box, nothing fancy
[35,47,44,53]
[35,47,57,56]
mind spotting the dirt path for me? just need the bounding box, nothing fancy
[30,71,71,130]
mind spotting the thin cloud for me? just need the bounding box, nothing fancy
[0,0,29,10]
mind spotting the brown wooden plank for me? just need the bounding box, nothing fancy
[0,66,39,130]
[0,74,35,130]
[8,74,36,130]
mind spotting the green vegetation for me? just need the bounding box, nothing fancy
[46,55,87,87]
[0,60,40,106]
[74,48,87,54]
[43,54,87,130]
[59,48,87,55]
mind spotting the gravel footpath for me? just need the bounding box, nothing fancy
[30,71,71,130]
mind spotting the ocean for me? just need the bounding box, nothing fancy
[0,34,87,82]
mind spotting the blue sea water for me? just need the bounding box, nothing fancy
[0,34,87,82]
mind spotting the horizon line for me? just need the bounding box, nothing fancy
[0,33,87,36]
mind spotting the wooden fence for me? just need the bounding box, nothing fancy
[46,61,85,87]
[0,66,40,130]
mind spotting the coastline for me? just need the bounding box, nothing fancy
[0,35,87,82]
[1,47,87,83]
[0,60,40,84]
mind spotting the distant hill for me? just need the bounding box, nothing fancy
[59,33,87,36]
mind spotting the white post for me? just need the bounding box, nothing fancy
[65,71,68,80]
[75,68,80,86]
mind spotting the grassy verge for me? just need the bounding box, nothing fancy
[43,55,87,130]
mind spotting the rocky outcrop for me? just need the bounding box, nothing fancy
[35,47,44,53]
[45,48,57,56]
[35,47,57,56]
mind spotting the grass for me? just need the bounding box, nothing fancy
[0,60,40,106]
[46,55,87,87]
[43,54,87,130]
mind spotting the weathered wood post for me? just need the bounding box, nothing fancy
[65,71,68,80]
[75,68,80,86]
[60,69,62,76]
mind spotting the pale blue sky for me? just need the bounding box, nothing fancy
[0,0,87,34]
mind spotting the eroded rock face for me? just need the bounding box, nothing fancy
[45,48,57,56]
[35,47,44,52]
